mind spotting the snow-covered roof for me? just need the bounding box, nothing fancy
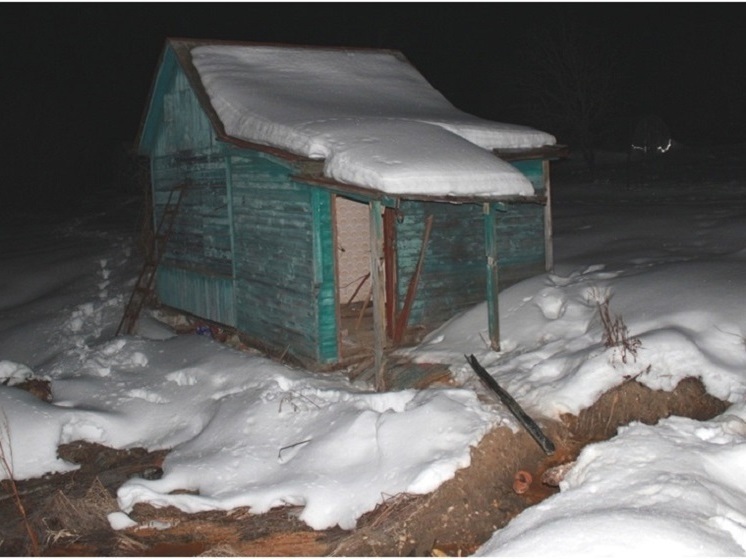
[186,42,556,198]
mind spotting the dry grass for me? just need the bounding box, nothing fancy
[42,527,78,549]
[114,533,148,555]
[198,542,243,556]
[364,492,417,529]
[0,411,40,555]
[589,287,641,364]
[34,477,119,553]
[46,477,118,535]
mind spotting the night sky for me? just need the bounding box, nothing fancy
[2,3,744,211]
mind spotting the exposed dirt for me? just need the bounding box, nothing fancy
[0,376,727,556]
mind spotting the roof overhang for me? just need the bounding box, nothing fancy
[137,38,562,203]
[292,172,548,206]
[494,144,570,161]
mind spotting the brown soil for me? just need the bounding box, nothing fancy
[0,377,727,556]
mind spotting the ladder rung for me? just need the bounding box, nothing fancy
[118,180,188,336]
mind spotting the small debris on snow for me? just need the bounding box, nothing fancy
[541,461,577,487]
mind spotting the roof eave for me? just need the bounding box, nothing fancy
[493,144,570,161]
[293,173,547,206]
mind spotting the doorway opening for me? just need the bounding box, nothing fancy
[334,196,375,360]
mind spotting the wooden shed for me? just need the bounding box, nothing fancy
[132,38,563,379]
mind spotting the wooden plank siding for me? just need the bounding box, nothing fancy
[494,201,546,286]
[508,158,553,271]
[510,159,545,193]
[153,153,232,276]
[395,201,486,332]
[394,192,546,338]
[150,57,235,325]
[229,151,338,366]
[156,267,236,325]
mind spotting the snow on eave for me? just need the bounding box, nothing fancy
[139,38,408,160]
[294,171,550,205]
[141,38,556,198]
[169,38,421,152]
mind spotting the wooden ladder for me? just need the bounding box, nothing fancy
[116,181,189,336]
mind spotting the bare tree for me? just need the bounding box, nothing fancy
[516,21,622,174]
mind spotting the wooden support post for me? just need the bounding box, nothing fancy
[484,202,500,351]
[369,201,387,391]
[383,208,398,336]
[543,159,554,271]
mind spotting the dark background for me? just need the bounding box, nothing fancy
[2,3,744,211]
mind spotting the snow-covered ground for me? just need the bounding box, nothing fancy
[1,144,746,554]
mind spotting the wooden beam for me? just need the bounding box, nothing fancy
[484,203,500,351]
[543,159,554,271]
[467,355,555,455]
[493,144,570,162]
[293,173,547,205]
[369,200,387,391]
[383,208,398,335]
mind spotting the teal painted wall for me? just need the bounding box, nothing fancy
[228,150,338,366]
[156,267,236,325]
[395,195,546,334]
[510,159,545,192]
[494,201,546,287]
[148,54,235,325]
[502,158,549,281]
[395,201,486,330]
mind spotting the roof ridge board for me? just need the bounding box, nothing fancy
[166,37,405,58]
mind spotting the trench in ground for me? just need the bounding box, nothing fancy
[0,376,727,556]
